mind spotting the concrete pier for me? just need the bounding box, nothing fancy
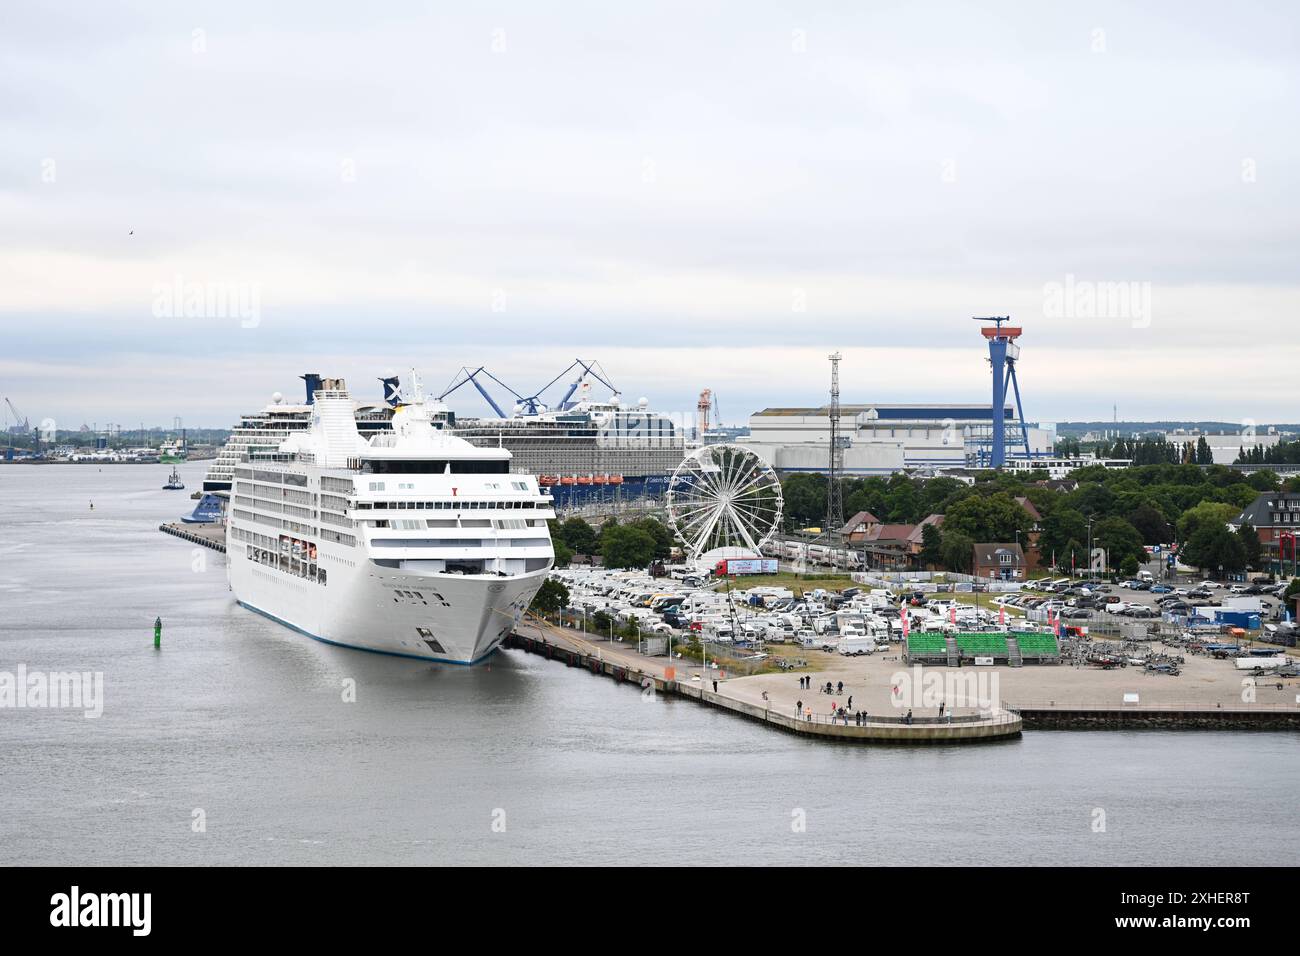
[506,622,1022,745]
[1011,705,1300,730]
[159,522,226,553]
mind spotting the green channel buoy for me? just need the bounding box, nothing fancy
[154,616,162,649]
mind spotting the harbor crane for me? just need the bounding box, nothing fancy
[4,398,30,434]
[437,367,524,419]
[696,389,722,437]
[437,359,619,418]
[973,317,1033,468]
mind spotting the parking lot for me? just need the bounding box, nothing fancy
[987,574,1291,631]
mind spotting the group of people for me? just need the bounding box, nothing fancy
[832,706,871,726]
[796,676,846,697]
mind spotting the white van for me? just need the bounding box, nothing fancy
[837,636,876,656]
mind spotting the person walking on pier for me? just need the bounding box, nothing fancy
[796,698,802,717]
[939,700,945,718]
[712,679,718,693]
[847,695,852,710]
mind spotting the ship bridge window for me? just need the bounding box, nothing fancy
[445,560,485,574]
[360,459,509,475]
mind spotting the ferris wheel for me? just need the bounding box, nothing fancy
[666,444,783,561]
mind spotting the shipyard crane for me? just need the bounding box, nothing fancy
[4,398,30,434]
[438,359,620,418]
[436,367,525,419]
[696,389,721,437]
[524,359,618,413]
[973,317,1033,468]
[3,397,34,460]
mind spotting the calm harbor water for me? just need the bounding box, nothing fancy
[1,462,1297,866]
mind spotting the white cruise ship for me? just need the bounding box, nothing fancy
[226,375,555,664]
[203,373,399,492]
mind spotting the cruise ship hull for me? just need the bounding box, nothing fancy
[230,550,548,664]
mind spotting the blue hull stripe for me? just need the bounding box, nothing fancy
[235,600,500,666]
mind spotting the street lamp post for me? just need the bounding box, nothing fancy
[1086,517,1094,583]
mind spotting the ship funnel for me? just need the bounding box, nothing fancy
[300,373,323,405]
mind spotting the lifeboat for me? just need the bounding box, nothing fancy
[576,475,593,485]
[608,475,624,485]
[560,476,577,486]
[593,474,608,485]
[537,475,559,487]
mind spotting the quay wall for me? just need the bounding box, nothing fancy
[504,631,1022,745]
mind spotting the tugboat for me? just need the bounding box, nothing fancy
[163,466,185,490]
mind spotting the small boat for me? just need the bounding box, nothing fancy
[163,467,185,490]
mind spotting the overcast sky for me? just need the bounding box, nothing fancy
[2,1,1298,430]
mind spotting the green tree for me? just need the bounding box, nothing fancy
[1092,516,1147,572]
[1195,436,1214,465]
[1059,537,1087,574]
[1182,523,1247,575]
[1237,522,1261,570]
[1246,470,1280,492]
[1127,504,1172,545]
[600,524,657,569]
[1037,507,1087,564]
[552,539,573,567]
[781,474,826,530]
[942,492,1032,543]
[557,517,599,555]
[1175,501,1239,545]
[630,517,674,559]
[940,530,974,573]
[919,522,944,569]
[531,578,570,614]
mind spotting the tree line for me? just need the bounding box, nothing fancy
[782,463,1293,577]
[547,515,675,570]
[1236,438,1300,465]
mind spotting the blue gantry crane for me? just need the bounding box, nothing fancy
[436,367,526,418]
[437,360,618,418]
